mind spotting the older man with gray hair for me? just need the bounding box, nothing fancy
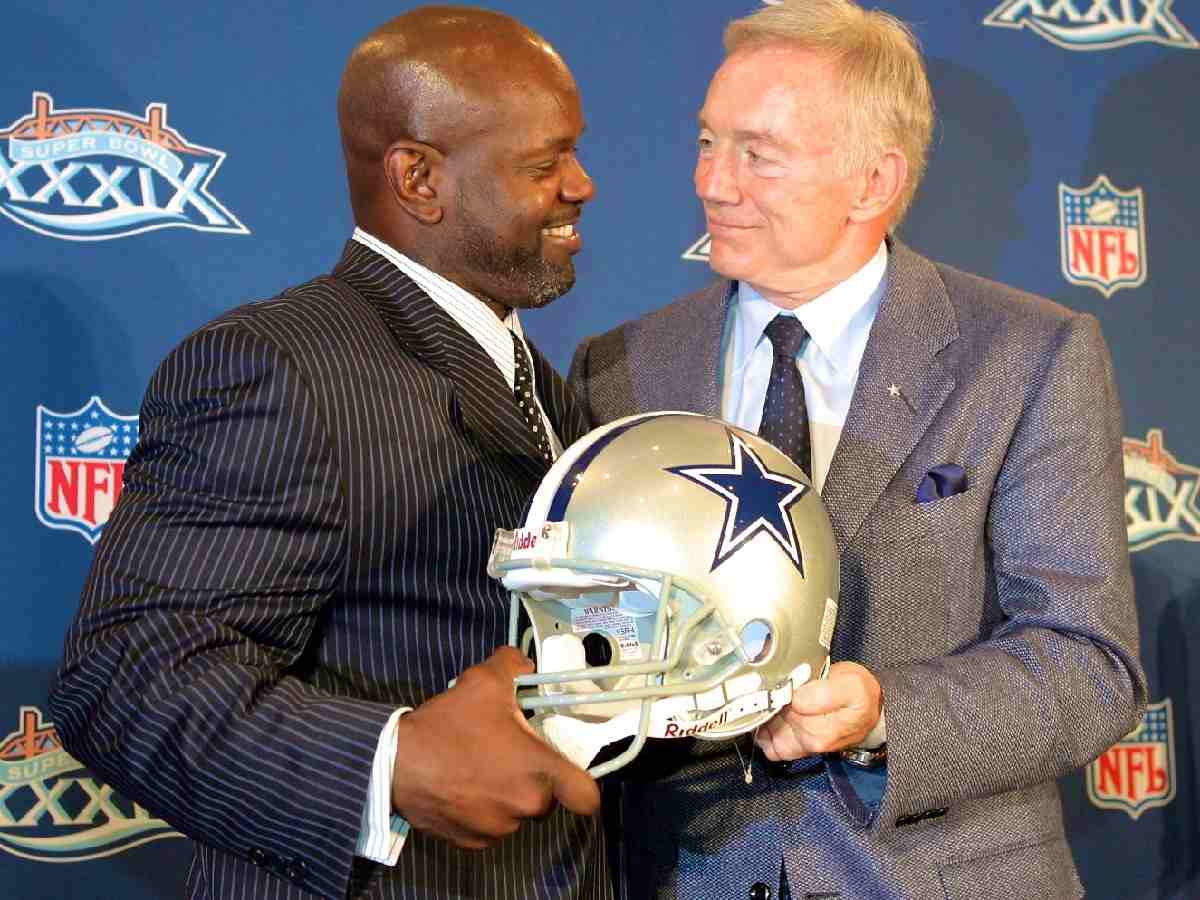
[570,1,1144,897]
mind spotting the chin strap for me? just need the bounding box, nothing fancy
[536,677,798,773]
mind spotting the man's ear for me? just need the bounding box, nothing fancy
[849,149,907,225]
[384,141,445,225]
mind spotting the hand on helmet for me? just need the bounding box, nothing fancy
[754,661,882,761]
[390,645,601,849]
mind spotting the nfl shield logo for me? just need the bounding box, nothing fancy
[1087,698,1175,820]
[1059,175,1147,297]
[35,396,139,543]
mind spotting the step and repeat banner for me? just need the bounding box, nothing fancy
[2,2,1197,897]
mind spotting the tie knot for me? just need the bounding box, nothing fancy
[764,315,808,360]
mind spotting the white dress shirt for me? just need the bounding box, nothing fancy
[352,228,563,456]
[350,227,562,863]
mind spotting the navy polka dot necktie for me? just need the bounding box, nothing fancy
[760,314,812,478]
[511,330,554,465]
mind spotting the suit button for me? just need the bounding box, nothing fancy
[248,847,268,867]
[286,858,308,883]
[749,883,772,900]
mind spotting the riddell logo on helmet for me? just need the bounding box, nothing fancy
[663,711,728,738]
[513,524,554,551]
[513,531,541,551]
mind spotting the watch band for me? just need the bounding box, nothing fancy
[839,743,887,768]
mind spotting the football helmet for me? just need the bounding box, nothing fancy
[488,411,839,776]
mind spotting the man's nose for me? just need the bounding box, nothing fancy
[695,150,738,205]
[561,154,595,204]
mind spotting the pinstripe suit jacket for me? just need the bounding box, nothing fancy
[568,241,1146,900]
[49,241,610,900]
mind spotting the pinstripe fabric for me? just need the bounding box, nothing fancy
[569,240,1145,900]
[49,240,606,900]
[351,227,563,457]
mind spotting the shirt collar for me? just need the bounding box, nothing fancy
[351,227,523,384]
[733,241,888,375]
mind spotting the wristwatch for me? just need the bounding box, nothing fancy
[839,743,887,768]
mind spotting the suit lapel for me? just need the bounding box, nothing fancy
[331,241,550,482]
[820,240,959,550]
[629,280,731,416]
[527,340,591,447]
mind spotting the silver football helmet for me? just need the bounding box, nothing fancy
[488,412,839,776]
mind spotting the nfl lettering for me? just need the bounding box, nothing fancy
[35,397,139,544]
[1087,699,1175,819]
[1059,176,1146,297]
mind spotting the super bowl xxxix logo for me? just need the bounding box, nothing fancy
[1124,429,1200,552]
[0,706,179,861]
[984,0,1199,51]
[36,397,139,544]
[0,92,248,241]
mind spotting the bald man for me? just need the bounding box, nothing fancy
[49,7,609,900]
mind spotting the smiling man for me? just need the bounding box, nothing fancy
[50,7,608,900]
[569,1,1144,898]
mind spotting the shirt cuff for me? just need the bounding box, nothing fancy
[857,708,887,749]
[356,707,411,864]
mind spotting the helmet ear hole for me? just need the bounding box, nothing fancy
[582,631,615,667]
[739,619,774,665]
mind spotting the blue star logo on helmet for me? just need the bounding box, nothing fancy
[668,431,808,573]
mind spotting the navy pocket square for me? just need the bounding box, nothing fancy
[916,464,967,503]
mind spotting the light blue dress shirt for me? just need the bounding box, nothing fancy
[718,242,890,803]
[718,242,889,495]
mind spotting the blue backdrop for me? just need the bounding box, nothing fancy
[2,2,1198,897]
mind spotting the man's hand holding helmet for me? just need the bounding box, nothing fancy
[389,646,600,849]
[755,660,883,760]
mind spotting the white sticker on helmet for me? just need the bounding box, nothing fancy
[820,597,838,650]
[570,604,644,661]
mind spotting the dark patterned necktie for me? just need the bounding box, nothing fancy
[511,330,554,464]
[760,314,812,477]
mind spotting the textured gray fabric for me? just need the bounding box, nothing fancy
[568,240,1145,900]
[51,241,609,900]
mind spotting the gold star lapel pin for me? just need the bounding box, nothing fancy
[888,383,916,413]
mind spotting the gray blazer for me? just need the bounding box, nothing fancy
[568,240,1146,900]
